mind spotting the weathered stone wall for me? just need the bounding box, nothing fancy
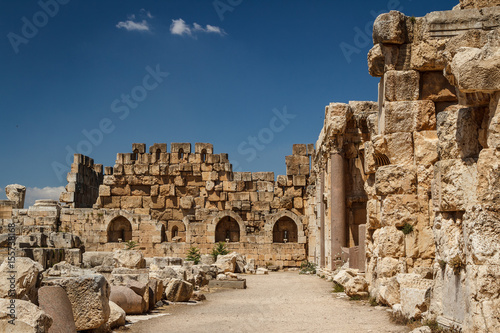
[4,143,311,268]
[60,154,105,208]
[310,3,500,332]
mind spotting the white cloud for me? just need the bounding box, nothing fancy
[170,18,192,36]
[170,18,226,37]
[25,186,65,207]
[116,19,150,32]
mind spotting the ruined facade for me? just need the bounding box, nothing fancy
[0,1,500,332]
[1,142,314,268]
[309,1,500,332]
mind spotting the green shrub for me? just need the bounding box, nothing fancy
[186,246,201,265]
[369,297,378,306]
[299,261,316,274]
[332,282,344,293]
[211,242,229,261]
[402,223,414,235]
[124,240,137,250]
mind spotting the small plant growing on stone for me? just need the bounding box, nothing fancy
[402,223,414,235]
[332,282,344,293]
[124,240,137,250]
[438,259,446,271]
[410,16,416,24]
[369,297,378,306]
[449,255,464,275]
[186,246,201,265]
[299,260,316,274]
[211,242,229,261]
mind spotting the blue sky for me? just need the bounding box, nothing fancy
[0,0,457,205]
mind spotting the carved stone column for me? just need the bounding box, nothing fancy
[330,151,346,269]
[319,170,325,268]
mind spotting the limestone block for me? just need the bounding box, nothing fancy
[292,144,307,156]
[179,196,194,210]
[101,196,121,209]
[417,227,436,260]
[293,175,306,187]
[450,42,500,92]
[366,199,381,230]
[420,71,457,102]
[108,300,126,328]
[0,257,43,300]
[110,285,145,315]
[384,70,419,102]
[381,194,419,228]
[111,185,130,196]
[373,226,405,258]
[164,279,193,302]
[49,232,80,248]
[99,185,111,197]
[477,149,500,207]
[333,269,355,286]
[368,44,385,77]
[215,253,237,273]
[344,276,368,297]
[413,131,439,166]
[488,91,500,148]
[324,103,352,134]
[375,165,417,195]
[373,11,406,45]
[83,251,114,268]
[463,206,500,265]
[376,257,400,278]
[0,298,53,333]
[120,196,143,209]
[436,105,481,160]
[432,159,477,212]
[47,274,110,331]
[410,39,447,71]
[459,0,500,8]
[384,132,414,167]
[397,273,432,319]
[38,286,77,333]
[377,276,400,306]
[384,100,436,134]
[432,213,464,263]
[113,250,146,269]
[5,184,26,209]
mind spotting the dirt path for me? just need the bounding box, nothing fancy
[125,272,408,333]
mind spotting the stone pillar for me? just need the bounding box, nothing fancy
[5,184,26,209]
[330,152,346,269]
[358,224,366,273]
[319,171,325,268]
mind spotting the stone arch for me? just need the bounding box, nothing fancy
[208,211,245,243]
[107,216,132,242]
[168,220,186,242]
[215,216,240,242]
[273,216,298,243]
[266,210,306,244]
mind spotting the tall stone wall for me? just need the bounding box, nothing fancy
[60,154,105,208]
[310,3,500,332]
[56,142,313,267]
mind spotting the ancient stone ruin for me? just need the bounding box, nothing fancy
[0,1,499,332]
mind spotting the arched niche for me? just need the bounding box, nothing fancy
[107,216,132,242]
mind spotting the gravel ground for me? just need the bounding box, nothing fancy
[124,272,408,333]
